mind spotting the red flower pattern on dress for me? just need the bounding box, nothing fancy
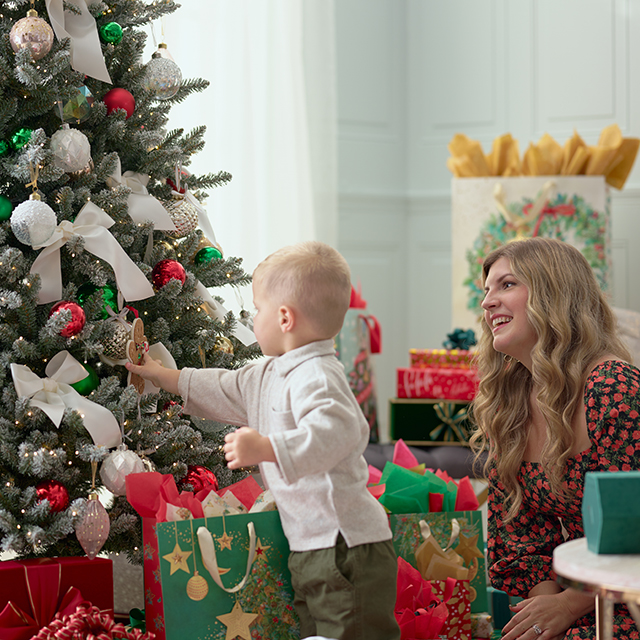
[487,361,640,640]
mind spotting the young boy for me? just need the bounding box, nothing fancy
[126,241,400,640]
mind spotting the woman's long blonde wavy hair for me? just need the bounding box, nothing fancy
[469,237,631,521]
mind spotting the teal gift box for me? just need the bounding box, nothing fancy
[582,470,640,554]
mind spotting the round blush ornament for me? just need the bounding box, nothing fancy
[50,124,91,173]
[36,479,70,513]
[99,446,145,496]
[151,259,186,288]
[10,193,57,247]
[103,88,136,119]
[49,301,86,337]
[178,465,218,493]
[10,9,54,60]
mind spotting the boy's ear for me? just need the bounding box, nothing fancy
[278,305,295,333]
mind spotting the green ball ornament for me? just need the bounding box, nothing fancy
[0,141,9,157]
[69,364,99,395]
[9,128,33,150]
[99,22,123,45]
[194,246,223,264]
[0,196,12,221]
[77,282,118,319]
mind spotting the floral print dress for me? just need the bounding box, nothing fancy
[487,361,640,639]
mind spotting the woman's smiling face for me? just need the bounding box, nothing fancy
[481,256,538,367]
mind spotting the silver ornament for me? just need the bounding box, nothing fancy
[164,195,199,238]
[100,447,145,496]
[10,10,54,61]
[50,124,92,173]
[101,322,130,360]
[10,195,57,247]
[142,54,182,100]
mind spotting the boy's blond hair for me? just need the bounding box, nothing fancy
[253,241,351,338]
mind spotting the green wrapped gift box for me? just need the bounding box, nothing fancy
[582,470,640,554]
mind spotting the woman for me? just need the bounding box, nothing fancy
[470,237,640,640]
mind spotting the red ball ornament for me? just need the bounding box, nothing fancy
[152,259,186,288]
[36,480,70,513]
[49,301,86,337]
[103,88,136,119]
[178,465,218,493]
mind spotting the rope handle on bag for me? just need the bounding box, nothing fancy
[197,522,257,593]
[358,314,382,354]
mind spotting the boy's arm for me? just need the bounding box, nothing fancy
[126,356,181,394]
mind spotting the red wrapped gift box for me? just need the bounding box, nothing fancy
[396,367,479,400]
[409,349,474,369]
[0,556,113,640]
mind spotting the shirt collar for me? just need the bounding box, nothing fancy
[273,339,336,376]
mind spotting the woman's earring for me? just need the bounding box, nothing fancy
[503,354,513,363]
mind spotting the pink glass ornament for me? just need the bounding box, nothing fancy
[75,492,110,559]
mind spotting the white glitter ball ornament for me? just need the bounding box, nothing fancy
[142,52,182,100]
[10,194,57,246]
[100,446,145,496]
[51,124,92,173]
[10,9,54,61]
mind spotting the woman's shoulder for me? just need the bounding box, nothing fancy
[585,359,640,389]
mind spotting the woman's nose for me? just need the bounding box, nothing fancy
[481,290,496,310]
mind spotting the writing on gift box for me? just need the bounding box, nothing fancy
[397,367,479,401]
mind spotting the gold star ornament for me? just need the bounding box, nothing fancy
[162,542,192,575]
[456,533,484,566]
[217,601,258,640]
[217,531,233,551]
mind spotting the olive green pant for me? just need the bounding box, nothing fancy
[288,535,400,640]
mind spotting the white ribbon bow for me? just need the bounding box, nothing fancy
[30,201,155,305]
[45,0,112,84]
[107,157,177,232]
[195,281,257,346]
[10,351,121,448]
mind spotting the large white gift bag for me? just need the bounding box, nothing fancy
[452,176,610,330]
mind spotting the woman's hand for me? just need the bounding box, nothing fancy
[500,586,595,640]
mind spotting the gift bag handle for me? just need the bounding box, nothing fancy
[419,517,460,553]
[493,180,556,235]
[358,314,382,354]
[197,522,257,593]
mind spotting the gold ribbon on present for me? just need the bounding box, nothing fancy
[431,402,469,443]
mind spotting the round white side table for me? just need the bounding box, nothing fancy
[553,537,640,640]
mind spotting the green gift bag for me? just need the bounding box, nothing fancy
[389,510,488,615]
[156,511,300,640]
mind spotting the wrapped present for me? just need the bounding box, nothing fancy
[470,612,493,638]
[335,284,381,441]
[410,348,475,369]
[0,556,113,640]
[389,511,487,615]
[431,579,472,640]
[582,470,640,554]
[397,367,479,401]
[389,398,472,445]
[127,472,299,640]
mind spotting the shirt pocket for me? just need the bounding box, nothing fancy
[269,407,296,433]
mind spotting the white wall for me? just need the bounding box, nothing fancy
[336,0,640,442]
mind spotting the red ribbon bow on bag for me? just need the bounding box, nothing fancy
[0,562,88,640]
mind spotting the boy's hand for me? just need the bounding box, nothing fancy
[224,427,276,469]
[125,355,181,395]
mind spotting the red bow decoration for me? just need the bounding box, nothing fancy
[522,201,576,238]
[349,283,367,309]
[0,562,88,640]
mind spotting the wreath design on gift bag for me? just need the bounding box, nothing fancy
[464,191,609,317]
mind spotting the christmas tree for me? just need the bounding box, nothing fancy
[0,0,261,562]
